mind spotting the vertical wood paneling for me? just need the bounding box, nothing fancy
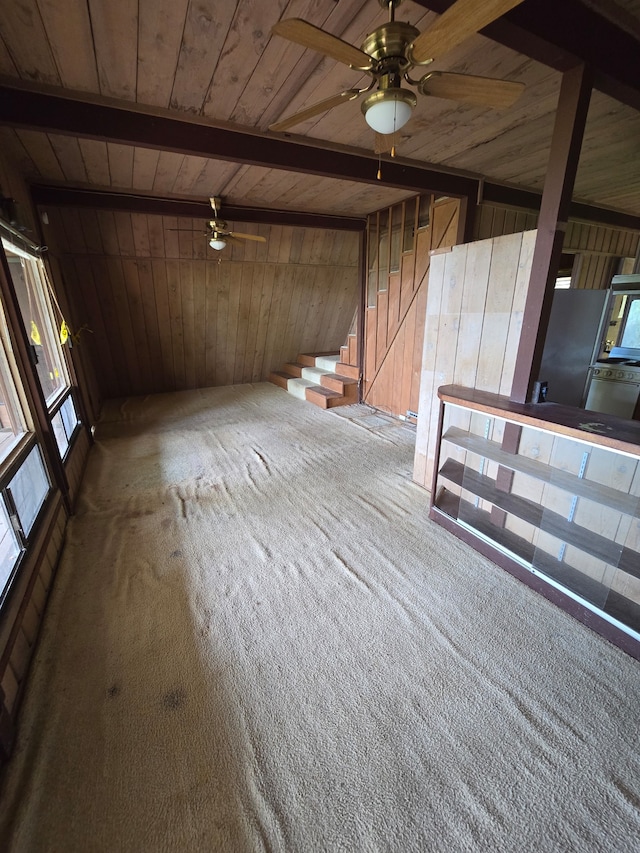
[137,0,191,107]
[474,204,639,276]
[166,260,185,389]
[45,210,359,399]
[170,1,236,112]
[88,0,138,101]
[0,0,60,85]
[64,427,91,508]
[251,266,274,382]
[363,197,461,418]
[180,262,196,389]
[152,259,174,391]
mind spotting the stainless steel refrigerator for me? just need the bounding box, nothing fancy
[537,288,608,408]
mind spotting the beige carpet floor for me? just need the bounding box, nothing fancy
[1,382,639,851]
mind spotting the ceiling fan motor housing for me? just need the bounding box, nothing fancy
[361,21,419,135]
[361,21,419,67]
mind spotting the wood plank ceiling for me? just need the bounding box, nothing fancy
[0,0,638,219]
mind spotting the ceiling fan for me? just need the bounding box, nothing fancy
[269,0,525,150]
[168,197,268,251]
[203,197,267,251]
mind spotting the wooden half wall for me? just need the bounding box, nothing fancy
[41,209,360,402]
[413,230,537,492]
[362,197,461,419]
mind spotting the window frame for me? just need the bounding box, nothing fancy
[0,432,53,609]
[1,237,82,464]
[49,388,81,462]
[0,232,72,608]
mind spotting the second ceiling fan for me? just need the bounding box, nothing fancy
[204,197,267,251]
[269,0,525,150]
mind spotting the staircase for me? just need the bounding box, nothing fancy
[269,352,359,409]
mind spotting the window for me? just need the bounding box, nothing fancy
[0,296,29,465]
[2,238,80,462]
[0,273,52,603]
[0,235,75,604]
[7,444,49,538]
[0,443,51,601]
[620,296,640,349]
[3,243,69,407]
[51,392,80,459]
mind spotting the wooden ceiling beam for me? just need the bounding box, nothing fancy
[31,180,640,237]
[481,184,640,232]
[3,86,638,231]
[0,84,477,200]
[29,186,366,232]
[28,169,640,238]
[411,0,640,111]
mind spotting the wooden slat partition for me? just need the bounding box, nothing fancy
[363,197,460,418]
[43,208,359,400]
[473,202,640,290]
[413,230,537,491]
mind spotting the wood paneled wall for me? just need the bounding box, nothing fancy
[474,202,639,289]
[473,205,538,242]
[46,253,102,425]
[1,495,66,761]
[413,230,537,492]
[362,197,460,419]
[64,426,91,508]
[42,208,360,401]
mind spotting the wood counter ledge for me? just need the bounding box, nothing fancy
[437,385,640,456]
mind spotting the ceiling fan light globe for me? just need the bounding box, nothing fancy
[209,237,227,251]
[362,89,416,135]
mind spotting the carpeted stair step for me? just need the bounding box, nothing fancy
[320,373,358,398]
[286,377,316,400]
[314,355,341,372]
[268,352,358,408]
[305,385,345,409]
[300,366,328,383]
[296,352,338,368]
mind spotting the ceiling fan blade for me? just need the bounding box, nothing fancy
[420,72,524,109]
[272,18,373,71]
[227,232,267,243]
[269,89,362,132]
[409,0,524,64]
